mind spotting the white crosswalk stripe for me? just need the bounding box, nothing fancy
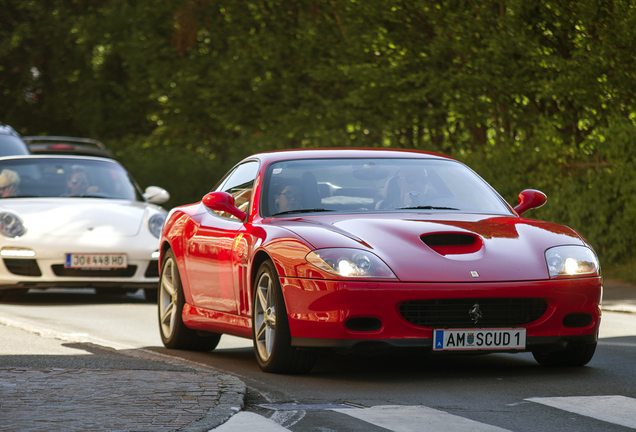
[213,411,289,431]
[213,396,636,431]
[527,395,636,429]
[332,405,512,432]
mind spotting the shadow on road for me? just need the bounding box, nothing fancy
[0,287,150,305]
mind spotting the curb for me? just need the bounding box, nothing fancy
[602,304,636,315]
[0,316,247,431]
[180,374,246,432]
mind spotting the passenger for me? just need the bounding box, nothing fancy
[0,169,20,198]
[274,184,302,213]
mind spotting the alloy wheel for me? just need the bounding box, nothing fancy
[254,271,276,361]
[159,257,177,339]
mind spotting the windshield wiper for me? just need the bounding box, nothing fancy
[397,206,460,211]
[271,208,334,216]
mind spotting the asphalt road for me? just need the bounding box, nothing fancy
[1,282,635,431]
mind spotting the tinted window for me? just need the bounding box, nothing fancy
[0,135,30,156]
[213,161,259,219]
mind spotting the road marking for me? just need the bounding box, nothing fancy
[214,412,289,431]
[527,395,636,429]
[332,405,512,432]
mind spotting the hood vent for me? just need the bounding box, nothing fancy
[421,233,483,255]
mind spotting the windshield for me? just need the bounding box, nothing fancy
[0,157,141,200]
[262,158,512,217]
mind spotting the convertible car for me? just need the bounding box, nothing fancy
[0,155,169,301]
[158,149,601,374]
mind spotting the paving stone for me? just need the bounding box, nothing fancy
[0,367,244,431]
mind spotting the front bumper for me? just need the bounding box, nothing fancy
[0,257,159,290]
[281,276,602,352]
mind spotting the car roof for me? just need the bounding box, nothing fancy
[243,147,457,166]
[0,154,123,165]
[0,124,31,156]
[22,136,114,158]
[0,124,20,136]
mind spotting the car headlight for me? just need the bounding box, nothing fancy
[545,246,599,278]
[148,214,166,239]
[0,212,26,238]
[306,248,396,279]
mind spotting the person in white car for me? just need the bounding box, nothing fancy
[0,169,20,198]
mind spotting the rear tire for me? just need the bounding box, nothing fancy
[532,342,597,367]
[252,260,316,374]
[158,249,221,351]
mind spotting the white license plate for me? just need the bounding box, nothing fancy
[433,328,526,351]
[65,253,127,269]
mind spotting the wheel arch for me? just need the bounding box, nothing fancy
[251,250,273,297]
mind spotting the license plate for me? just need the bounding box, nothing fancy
[433,328,526,351]
[65,253,127,269]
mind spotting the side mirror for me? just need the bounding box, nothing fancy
[143,186,170,205]
[202,191,247,221]
[514,189,547,216]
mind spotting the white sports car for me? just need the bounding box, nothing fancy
[0,155,169,301]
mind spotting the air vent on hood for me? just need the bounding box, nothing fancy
[420,233,482,255]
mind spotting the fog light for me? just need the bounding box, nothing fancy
[345,317,382,332]
[1,247,35,257]
[562,313,593,328]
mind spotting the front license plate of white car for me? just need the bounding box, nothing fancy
[433,328,526,351]
[65,253,127,269]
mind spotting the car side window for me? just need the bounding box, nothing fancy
[214,161,259,220]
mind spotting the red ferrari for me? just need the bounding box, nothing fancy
[157,149,601,374]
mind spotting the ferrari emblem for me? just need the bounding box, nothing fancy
[469,303,482,324]
[470,271,479,278]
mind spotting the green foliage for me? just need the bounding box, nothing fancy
[2,0,636,268]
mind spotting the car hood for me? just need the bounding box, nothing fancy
[273,213,587,282]
[1,198,154,237]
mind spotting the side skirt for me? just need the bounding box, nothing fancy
[182,303,252,339]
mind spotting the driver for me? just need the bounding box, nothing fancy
[66,166,98,196]
[397,167,428,207]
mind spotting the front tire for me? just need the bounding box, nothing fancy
[532,342,597,367]
[158,249,221,351]
[252,260,316,374]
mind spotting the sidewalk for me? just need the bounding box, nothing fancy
[601,279,636,314]
[0,323,245,432]
[1,279,634,431]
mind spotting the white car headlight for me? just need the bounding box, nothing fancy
[0,211,26,238]
[545,246,599,278]
[306,248,396,279]
[149,214,166,239]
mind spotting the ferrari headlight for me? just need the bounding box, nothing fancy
[545,246,599,278]
[148,214,166,238]
[0,211,26,238]
[306,248,396,279]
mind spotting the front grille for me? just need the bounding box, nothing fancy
[3,259,42,276]
[144,260,159,278]
[51,265,137,278]
[400,298,547,328]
